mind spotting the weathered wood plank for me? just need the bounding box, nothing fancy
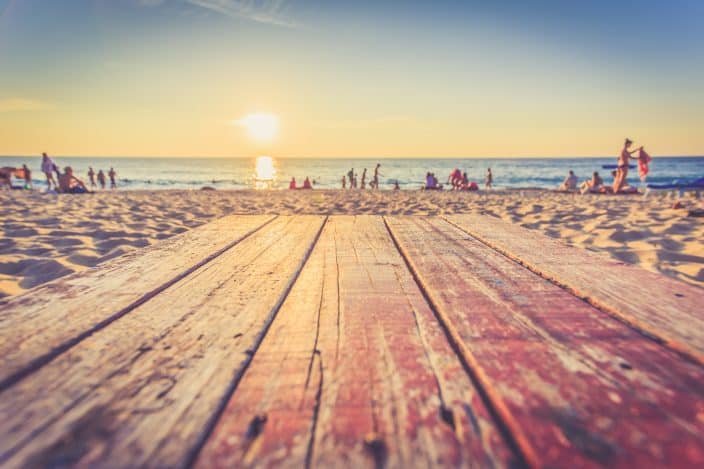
[197,216,516,468]
[445,214,704,364]
[0,216,325,469]
[0,214,275,389]
[386,216,704,468]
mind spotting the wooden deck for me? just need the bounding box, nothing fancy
[0,215,703,468]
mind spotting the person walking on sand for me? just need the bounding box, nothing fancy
[613,138,642,193]
[485,168,493,190]
[347,168,354,187]
[88,167,96,188]
[372,163,382,189]
[97,169,106,189]
[361,168,367,189]
[108,167,117,189]
[22,164,32,189]
[41,152,57,191]
[341,175,346,189]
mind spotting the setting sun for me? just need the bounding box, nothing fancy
[236,113,279,143]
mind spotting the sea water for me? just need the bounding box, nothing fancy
[1,156,702,191]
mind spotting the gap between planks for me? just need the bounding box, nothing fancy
[0,215,277,392]
[442,214,704,367]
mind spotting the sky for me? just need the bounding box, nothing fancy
[0,0,703,158]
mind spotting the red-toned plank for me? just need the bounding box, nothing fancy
[196,216,516,468]
[386,216,704,469]
[445,214,704,364]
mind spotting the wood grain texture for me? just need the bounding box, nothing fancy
[386,216,704,469]
[445,214,704,364]
[0,216,325,469]
[0,215,275,389]
[197,216,515,468]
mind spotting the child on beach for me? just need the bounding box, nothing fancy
[22,164,32,189]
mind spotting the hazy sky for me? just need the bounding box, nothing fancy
[1,0,703,157]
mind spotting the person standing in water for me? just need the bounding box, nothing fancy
[41,153,57,191]
[108,167,117,189]
[97,169,106,189]
[88,167,96,188]
[485,168,493,190]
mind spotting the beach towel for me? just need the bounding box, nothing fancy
[638,148,652,180]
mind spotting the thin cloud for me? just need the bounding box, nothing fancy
[0,98,51,113]
[185,0,300,28]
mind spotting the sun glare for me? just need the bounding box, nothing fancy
[254,155,276,188]
[237,113,279,142]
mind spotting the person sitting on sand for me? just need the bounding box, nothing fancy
[448,168,462,190]
[58,167,89,194]
[580,171,604,194]
[425,172,443,190]
[88,167,96,188]
[303,177,313,190]
[613,138,642,193]
[559,170,578,191]
[108,167,117,189]
[485,168,493,189]
[341,175,346,189]
[41,153,57,191]
[289,177,297,190]
[22,164,32,189]
[97,169,106,189]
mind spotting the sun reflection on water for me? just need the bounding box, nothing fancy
[253,156,277,189]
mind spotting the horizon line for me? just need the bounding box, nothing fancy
[1,154,703,160]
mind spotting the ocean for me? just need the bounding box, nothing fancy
[2,156,702,191]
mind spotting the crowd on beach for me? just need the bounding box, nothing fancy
[0,153,118,193]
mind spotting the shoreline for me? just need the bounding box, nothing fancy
[1,188,702,298]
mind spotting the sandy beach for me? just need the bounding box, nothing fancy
[1,188,702,298]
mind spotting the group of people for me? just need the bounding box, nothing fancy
[342,164,383,190]
[40,153,117,193]
[425,168,492,191]
[559,139,652,194]
[289,176,313,190]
